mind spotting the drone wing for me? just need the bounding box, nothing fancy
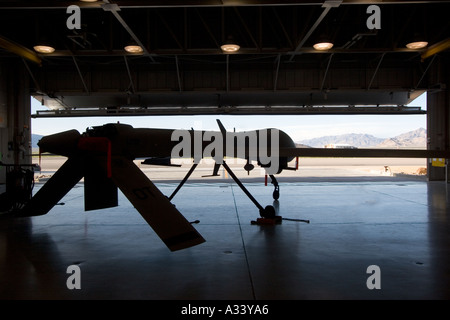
[279,147,450,159]
[108,156,205,251]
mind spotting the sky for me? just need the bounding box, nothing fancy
[31,93,427,142]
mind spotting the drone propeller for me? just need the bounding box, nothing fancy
[21,128,205,251]
[20,156,84,217]
[106,156,205,251]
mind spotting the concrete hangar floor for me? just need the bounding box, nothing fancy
[1,158,450,301]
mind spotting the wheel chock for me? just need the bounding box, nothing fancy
[251,216,282,225]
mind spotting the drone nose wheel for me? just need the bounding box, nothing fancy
[268,175,280,200]
[273,186,279,200]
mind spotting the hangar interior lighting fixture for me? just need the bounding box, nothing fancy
[124,44,144,53]
[221,36,240,53]
[221,43,240,52]
[406,41,428,50]
[313,41,334,51]
[313,34,334,51]
[406,33,428,50]
[124,39,144,54]
[33,45,55,54]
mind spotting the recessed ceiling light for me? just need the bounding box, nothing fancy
[406,41,428,50]
[221,43,240,53]
[313,42,334,51]
[221,36,240,53]
[124,45,144,54]
[33,45,55,54]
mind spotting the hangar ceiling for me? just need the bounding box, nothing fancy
[0,0,449,116]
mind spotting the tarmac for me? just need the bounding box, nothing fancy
[1,157,450,301]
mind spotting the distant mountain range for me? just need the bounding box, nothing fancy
[376,128,426,148]
[32,134,44,148]
[298,128,426,149]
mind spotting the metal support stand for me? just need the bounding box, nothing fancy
[222,162,263,211]
[222,161,275,218]
[168,160,277,220]
[168,163,198,201]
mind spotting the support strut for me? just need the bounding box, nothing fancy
[168,163,198,201]
[222,161,275,218]
[168,160,276,219]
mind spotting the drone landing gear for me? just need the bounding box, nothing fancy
[267,174,279,200]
